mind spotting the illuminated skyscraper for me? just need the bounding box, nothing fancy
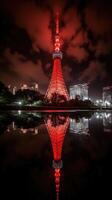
[45,13,69,102]
[103,86,112,107]
[70,83,89,100]
[21,84,28,90]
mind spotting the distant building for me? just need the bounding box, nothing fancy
[8,85,17,95]
[103,86,112,107]
[8,85,11,91]
[34,83,39,92]
[8,83,39,95]
[13,86,17,95]
[20,83,39,92]
[69,83,89,100]
[21,84,28,90]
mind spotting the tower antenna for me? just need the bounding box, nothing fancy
[45,12,69,102]
[56,11,59,34]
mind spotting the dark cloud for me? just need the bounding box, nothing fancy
[1,48,49,88]
[85,0,112,36]
[79,60,107,83]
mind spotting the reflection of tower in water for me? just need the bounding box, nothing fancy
[46,115,69,200]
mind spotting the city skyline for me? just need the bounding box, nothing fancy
[0,0,112,99]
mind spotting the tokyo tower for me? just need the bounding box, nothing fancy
[45,115,69,200]
[45,13,69,102]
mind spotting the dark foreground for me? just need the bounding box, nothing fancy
[0,104,111,111]
[0,111,112,200]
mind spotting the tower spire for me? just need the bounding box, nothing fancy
[56,12,59,35]
[54,12,61,53]
[45,12,69,102]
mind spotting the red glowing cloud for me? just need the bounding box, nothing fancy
[61,8,81,41]
[0,0,112,87]
[3,48,49,88]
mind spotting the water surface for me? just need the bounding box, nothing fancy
[0,111,112,200]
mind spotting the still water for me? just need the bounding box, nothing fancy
[0,111,112,200]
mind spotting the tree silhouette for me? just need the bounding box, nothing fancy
[0,81,13,104]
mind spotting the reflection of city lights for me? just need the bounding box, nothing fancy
[7,128,10,132]
[94,112,112,133]
[32,113,42,118]
[103,112,112,132]
[105,113,111,119]
[18,110,22,115]
[19,127,39,135]
[21,128,27,134]
[12,121,15,130]
[83,117,88,121]
[34,128,38,135]
[96,115,99,119]
[95,113,103,119]
[95,112,111,120]
[70,117,89,135]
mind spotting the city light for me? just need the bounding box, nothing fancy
[105,101,111,106]
[18,110,22,115]
[18,101,22,105]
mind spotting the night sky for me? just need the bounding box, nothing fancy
[0,0,112,98]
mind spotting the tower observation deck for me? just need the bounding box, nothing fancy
[45,12,69,102]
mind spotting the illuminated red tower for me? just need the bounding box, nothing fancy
[46,115,69,200]
[45,13,69,102]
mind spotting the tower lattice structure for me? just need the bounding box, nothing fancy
[46,115,69,200]
[45,13,69,101]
